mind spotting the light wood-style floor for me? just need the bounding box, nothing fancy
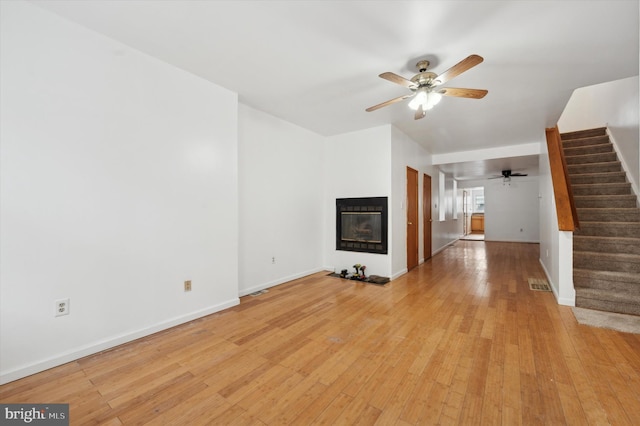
[2,241,640,425]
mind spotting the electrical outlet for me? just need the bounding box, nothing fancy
[184,280,192,292]
[272,257,276,264]
[55,298,70,317]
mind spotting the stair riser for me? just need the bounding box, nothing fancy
[574,238,640,255]
[562,135,610,149]
[574,197,637,208]
[575,297,640,316]
[574,256,640,274]
[561,128,607,140]
[565,152,618,165]
[575,224,640,238]
[577,210,640,222]
[572,185,632,196]
[568,162,621,174]
[564,144,613,157]
[570,173,627,185]
[574,275,640,292]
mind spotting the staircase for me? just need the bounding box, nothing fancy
[561,127,640,316]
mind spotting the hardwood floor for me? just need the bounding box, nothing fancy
[2,241,640,425]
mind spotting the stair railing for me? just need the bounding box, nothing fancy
[545,126,580,231]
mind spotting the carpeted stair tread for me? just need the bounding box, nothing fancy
[575,221,640,238]
[576,208,640,222]
[563,143,613,157]
[574,251,640,273]
[562,135,611,149]
[562,127,640,316]
[571,182,632,196]
[574,269,640,297]
[561,127,607,140]
[565,152,618,165]
[567,161,622,175]
[569,171,627,185]
[574,235,640,254]
[576,292,640,316]
[574,194,637,208]
[574,268,640,285]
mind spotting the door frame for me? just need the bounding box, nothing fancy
[423,173,432,261]
[406,167,419,271]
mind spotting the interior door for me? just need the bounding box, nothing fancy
[423,173,432,261]
[407,167,419,271]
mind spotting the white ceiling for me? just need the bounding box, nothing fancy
[31,1,639,178]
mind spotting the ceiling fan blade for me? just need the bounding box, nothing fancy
[365,94,413,112]
[379,72,418,89]
[434,54,484,86]
[438,87,488,99]
[414,104,426,120]
[511,173,528,176]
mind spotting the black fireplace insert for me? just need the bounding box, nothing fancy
[336,197,388,254]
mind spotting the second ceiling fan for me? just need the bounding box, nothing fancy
[366,54,488,120]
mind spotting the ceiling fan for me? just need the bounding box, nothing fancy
[366,54,488,120]
[489,170,529,181]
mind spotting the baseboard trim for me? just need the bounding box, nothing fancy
[539,258,560,302]
[432,238,458,256]
[0,298,239,385]
[539,258,575,306]
[238,268,325,297]
[391,268,408,280]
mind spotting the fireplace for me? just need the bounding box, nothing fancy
[336,197,388,254]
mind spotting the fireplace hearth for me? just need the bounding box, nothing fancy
[336,197,388,254]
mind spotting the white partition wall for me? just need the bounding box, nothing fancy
[1,1,240,383]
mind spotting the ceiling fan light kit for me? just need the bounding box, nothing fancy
[366,54,488,120]
[408,89,442,111]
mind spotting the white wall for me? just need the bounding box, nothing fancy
[542,75,640,306]
[484,177,540,243]
[538,139,575,305]
[238,104,324,295]
[558,76,640,197]
[390,127,434,277]
[0,2,239,383]
[432,172,464,252]
[323,126,392,277]
[459,177,539,243]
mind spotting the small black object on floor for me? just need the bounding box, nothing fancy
[327,272,390,286]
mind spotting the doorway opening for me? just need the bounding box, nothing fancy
[462,186,485,241]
